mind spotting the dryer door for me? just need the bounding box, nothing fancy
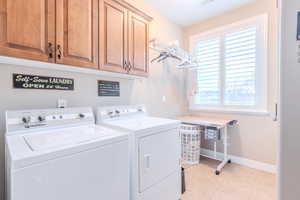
[138,128,180,192]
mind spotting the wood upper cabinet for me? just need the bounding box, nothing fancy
[128,11,149,76]
[99,0,127,73]
[99,0,151,76]
[0,0,55,62]
[56,0,99,69]
[0,0,152,75]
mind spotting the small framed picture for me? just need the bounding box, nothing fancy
[98,80,120,97]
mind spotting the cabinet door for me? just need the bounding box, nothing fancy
[99,0,127,73]
[0,0,55,62]
[128,12,149,76]
[56,0,99,69]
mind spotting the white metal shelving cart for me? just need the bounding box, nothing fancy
[178,116,237,175]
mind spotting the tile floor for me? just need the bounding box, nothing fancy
[181,158,276,200]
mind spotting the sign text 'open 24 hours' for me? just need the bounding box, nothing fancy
[13,74,74,91]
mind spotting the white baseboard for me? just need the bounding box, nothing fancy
[200,148,277,174]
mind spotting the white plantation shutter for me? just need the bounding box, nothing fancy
[195,38,221,105]
[190,15,267,111]
[224,27,257,106]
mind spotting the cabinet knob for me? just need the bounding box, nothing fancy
[127,61,132,73]
[48,42,54,58]
[57,45,62,59]
[123,60,127,69]
[124,60,128,71]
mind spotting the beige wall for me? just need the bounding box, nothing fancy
[0,1,186,199]
[124,0,187,118]
[183,0,279,165]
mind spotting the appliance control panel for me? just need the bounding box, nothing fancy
[6,107,95,135]
[97,105,147,122]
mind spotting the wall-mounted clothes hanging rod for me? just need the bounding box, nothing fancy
[149,38,198,69]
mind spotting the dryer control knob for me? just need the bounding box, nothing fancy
[79,113,85,119]
[38,116,46,122]
[22,116,31,124]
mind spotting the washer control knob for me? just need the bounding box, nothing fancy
[115,110,120,114]
[22,116,31,124]
[79,113,85,119]
[38,116,46,122]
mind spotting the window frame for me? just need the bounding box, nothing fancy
[188,14,268,114]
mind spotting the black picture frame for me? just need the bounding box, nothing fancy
[13,73,74,91]
[98,80,120,97]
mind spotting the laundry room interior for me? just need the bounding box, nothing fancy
[1,0,300,200]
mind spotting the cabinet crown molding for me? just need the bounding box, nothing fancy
[117,0,153,22]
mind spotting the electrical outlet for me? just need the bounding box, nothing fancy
[57,99,67,108]
[162,96,166,103]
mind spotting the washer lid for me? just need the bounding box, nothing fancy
[23,126,110,151]
[6,125,129,169]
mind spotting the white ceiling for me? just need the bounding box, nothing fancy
[144,0,256,26]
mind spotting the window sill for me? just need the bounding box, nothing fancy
[189,107,269,116]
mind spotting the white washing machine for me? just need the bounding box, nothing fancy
[5,107,129,200]
[96,105,181,200]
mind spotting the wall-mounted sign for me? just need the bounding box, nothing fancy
[98,80,120,97]
[13,74,74,90]
[297,12,300,40]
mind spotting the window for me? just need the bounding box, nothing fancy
[189,15,268,113]
[225,27,257,106]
